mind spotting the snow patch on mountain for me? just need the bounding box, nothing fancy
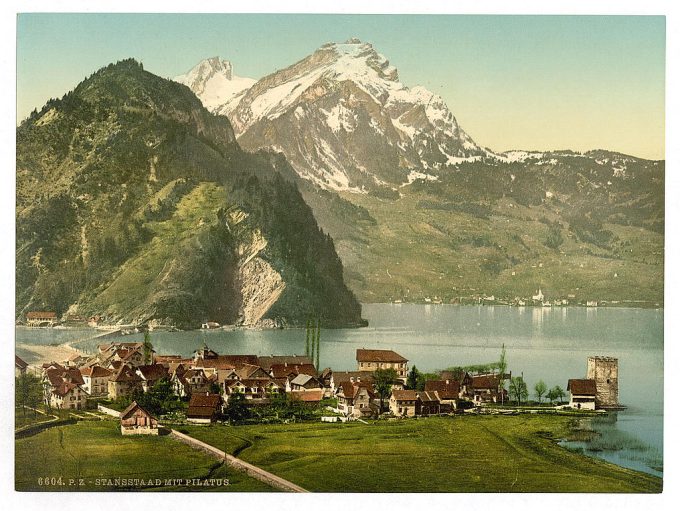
[406,170,439,185]
[174,57,255,111]
[321,102,357,133]
[498,150,545,162]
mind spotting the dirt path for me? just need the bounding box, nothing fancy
[169,429,307,493]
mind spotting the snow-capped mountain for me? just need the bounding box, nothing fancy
[174,57,256,112]
[179,40,491,191]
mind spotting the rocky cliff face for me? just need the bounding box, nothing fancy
[16,59,364,328]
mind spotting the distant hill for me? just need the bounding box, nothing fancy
[16,59,364,328]
[308,150,663,304]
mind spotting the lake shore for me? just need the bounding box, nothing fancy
[15,341,85,372]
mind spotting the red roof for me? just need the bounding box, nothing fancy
[111,365,142,383]
[332,371,374,385]
[338,381,357,399]
[424,380,460,399]
[269,363,318,378]
[471,374,501,390]
[356,349,408,363]
[258,356,313,370]
[80,365,112,378]
[137,364,169,380]
[186,406,218,418]
[290,390,324,402]
[26,311,57,319]
[417,391,440,403]
[188,393,222,408]
[52,381,79,397]
[392,389,418,401]
[210,355,259,368]
[567,379,597,396]
[193,359,236,370]
[15,355,28,369]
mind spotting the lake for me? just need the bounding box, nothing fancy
[15,303,663,477]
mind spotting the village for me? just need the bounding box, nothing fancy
[15,333,621,433]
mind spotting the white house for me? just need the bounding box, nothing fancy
[567,379,597,410]
[532,289,544,302]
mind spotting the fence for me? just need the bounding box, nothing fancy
[15,418,77,439]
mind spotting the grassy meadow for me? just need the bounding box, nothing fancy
[181,415,662,493]
[15,419,275,492]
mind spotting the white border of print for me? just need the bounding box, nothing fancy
[1,1,676,511]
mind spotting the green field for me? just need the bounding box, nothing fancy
[15,419,275,492]
[181,415,662,493]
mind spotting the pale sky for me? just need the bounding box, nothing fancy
[17,14,665,159]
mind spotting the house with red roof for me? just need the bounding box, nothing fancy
[15,355,28,377]
[80,365,113,397]
[108,365,143,399]
[335,381,375,418]
[25,311,57,327]
[417,391,441,416]
[49,380,86,410]
[136,363,169,392]
[425,379,462,410]
[470,374,507,404]
[356,349,409,379]
[567,379,597,410]
[187,393,223,423]
[290,389,324,405]
[389,389,418,417]
[171,367,214,398]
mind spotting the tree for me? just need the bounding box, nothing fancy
[130,378,180,416]
[16,373,43,417]
[548,385,565,404]
[416,372,440,391]
[534,380,547,404]
[406,366,420,390]
[315,318,321,370]
[497,343,508,404]
[224,393,250,423]
[374,368,398,414]
[508,376,528,406]
[142,331,153,365]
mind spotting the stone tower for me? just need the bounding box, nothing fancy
[586,356,619,408]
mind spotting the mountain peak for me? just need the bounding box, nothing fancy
[174,56,255,110]
[310,39,400,87]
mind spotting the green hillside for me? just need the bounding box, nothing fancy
[16,59,363,328]
[300,153,664,305]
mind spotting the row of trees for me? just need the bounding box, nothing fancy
[305,318,321,370]
[507,377,566,406]
[15,373,43,417]
[222,391,331,424]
